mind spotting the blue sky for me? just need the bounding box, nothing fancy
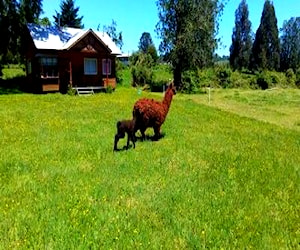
[42,0,300,56]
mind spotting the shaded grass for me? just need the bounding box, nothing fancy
[0,88,299,248]
[1,65,27,94]
[1,65,26,80]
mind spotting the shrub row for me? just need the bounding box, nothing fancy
[118,58,300,93]
[180,67,300,93]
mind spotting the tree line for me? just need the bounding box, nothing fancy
[0,0,124,74]
[1,0,300,89]
[134,0,300,88]
[230,0,300,73]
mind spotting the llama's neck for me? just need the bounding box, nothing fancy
[162,88,174,110]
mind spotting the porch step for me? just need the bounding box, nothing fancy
[77,89,94,95]
[73,86,106,96]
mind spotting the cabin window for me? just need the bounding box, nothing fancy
[84,58,97,75]
[39,57,58,78]
[102,59,111,75]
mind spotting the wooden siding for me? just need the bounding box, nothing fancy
[103,78,117,89]
[26,29,118,93]
[42,84,60,92]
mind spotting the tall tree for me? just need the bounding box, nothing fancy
[250,0,280,71]
[103,20,123,50]
[0,0,45,68]
[139,32,154,53]
[0,0,21,65]
[229,0,252,70]
[18,0,44,61]
[156,0,224,86]
[53,0,83,28]
[20,0,43,24]
[280,17,300,71]
[138,32,158,62]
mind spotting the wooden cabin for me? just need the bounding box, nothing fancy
[25,24,121,93]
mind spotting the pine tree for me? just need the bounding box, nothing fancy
[103,20,123,50]
[280,17,300,71]
[250,0,280,71]
[53,0,83,28]
[229,0,252,70]
[20,0,43,24]
[0,0,21,65]
[156,0,224,86]
[139,32,154,53]
[138,32,158,63]
[0,0,45,67]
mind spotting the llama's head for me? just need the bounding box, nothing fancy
[167,81,176,96]
[162,80,176,107]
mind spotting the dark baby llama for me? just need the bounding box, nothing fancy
[133,81,176,140]
[114,118,137,151]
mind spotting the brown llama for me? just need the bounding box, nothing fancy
[114,119,137,151]
[132,81,176,140]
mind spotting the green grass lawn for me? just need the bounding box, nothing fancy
[0,88,299,249]
[185,88,300,131]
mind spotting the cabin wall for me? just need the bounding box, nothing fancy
[26,30,118,93]
[59,51,116,91]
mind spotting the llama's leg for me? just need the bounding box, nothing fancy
[153,126,161,140]
[140,128,146,141]
[126,132,130,150]
[114,134,120,151]
[132,131,136,144]
[130,132,136,148]
[126,132,135,149]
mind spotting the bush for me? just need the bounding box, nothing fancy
[256,71,271,90]
[106,85,114,93]
[198,68,218,88]
[269,71,281,85]
[230,71,256,89]
[130,52,154,87]
[253,71,287,90]
[181,70,201,94]
[131,64,153,87]
[215,65,232,88]
[151,64,172,92]
[286,68,296,86]
[295,68,300,87]
[115,59,125,84]
[67,85,76,96]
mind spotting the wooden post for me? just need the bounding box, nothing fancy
[69,61,72,88]
[106,58,109,87]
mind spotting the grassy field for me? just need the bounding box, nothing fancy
[183,88,300,132]
[0,87,299,249]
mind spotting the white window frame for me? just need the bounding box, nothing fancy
[84,58,98,75]
[102,58,111,75]
[39,56,58,78]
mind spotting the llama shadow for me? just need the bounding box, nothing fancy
[113,133,166,152]
[135,132,166,142]
[113,144,134,152]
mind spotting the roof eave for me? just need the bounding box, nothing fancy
[64,29,112,54]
